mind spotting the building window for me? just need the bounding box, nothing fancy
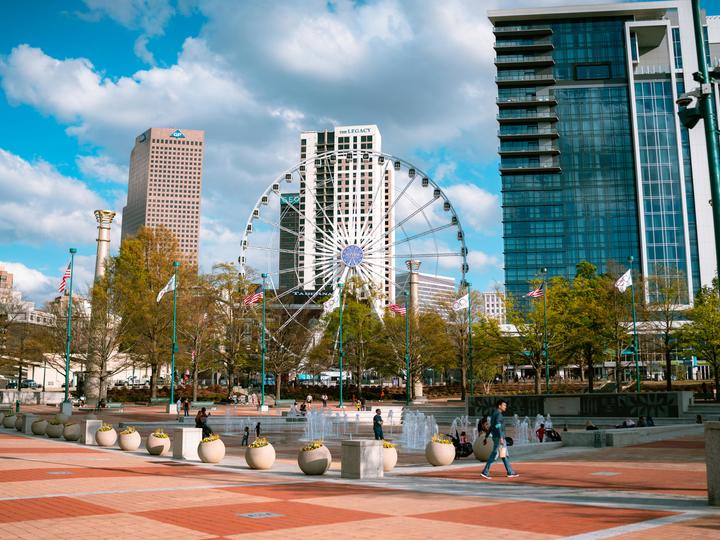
[575,63,611,80]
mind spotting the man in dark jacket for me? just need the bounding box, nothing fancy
[481,399,518,479]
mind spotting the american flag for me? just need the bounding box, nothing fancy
[388,303,407,315]
[242,285,263,305]
[525,283,544,298]
[58,264,71,293]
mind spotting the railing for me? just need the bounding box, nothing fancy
[497,95,555,104]
[496,73,555,82]
[633,64,671,75]
[498,111,557,120]
[495,55,554,64]
[498,129,559,137]
[495,39,553,48]
[499,145,558,153]
[494,25,552,33]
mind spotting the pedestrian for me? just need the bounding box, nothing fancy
[481,399,518,479]
[373,408,384,440]
[176,398,182,420]
[646,415,655,427]
[360,397,366,410]
[195,407,212,438]
[241,426,249,446]
[300,402,307,415]
[183,398,190,417]
[321,394,328,407]
[255,421,261,437]
[380,388,385,401]
[536,423,545,443]
[306,394,313,405]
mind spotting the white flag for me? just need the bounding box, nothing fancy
[615,269,632,293]
[452,294,469,311]
[156,275,176,303]
[322,288,340,314]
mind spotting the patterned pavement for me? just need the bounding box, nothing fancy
[0,425,718,539]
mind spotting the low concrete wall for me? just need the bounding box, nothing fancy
[562,430,606,448]
[562,424,703,448]
[706,422,720,506]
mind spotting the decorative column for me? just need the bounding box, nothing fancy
[406,260,423,400]
[93,210,116,282]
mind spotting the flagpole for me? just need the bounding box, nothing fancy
[467,282,474,398]
[541,267,549,394]
[63,248,77,406]
[628,256,640,393]
[261,273,267,408]
[338,281,344,408]
[169,261,180,408]
[404,289,410,406]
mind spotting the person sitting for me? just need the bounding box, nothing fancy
[637,416,647,427]
[646,416,655,427]
[459,431,468,445]
[300,402,307,416]
[195,407,212,438]
[585,420,599,431]
[536,423,546,442]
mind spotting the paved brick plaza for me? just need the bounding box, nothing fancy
[0,410,718,539]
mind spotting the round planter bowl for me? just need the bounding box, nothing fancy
[46,423,64,438]
[146,434,171,456]
[198,439,225,464]
[55,414,70,424]
[245,443,275,469]
[63,424,82,441]
[85,413,98,420]
[118,431,141,451]
[298,445,332,475]
[425,441,455,466]
[472,436,493,461]
[383,446,398,472]
[0,412,5,425]
[15,415,24,430]
[3,415,17,429]
[32,419,48,436]
[95,428,117,447]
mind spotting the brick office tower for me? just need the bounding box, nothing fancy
[121,128,204,267]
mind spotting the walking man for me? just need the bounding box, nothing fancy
[481,399,518,479]
[373,408,384,440]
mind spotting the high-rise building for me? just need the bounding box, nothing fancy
[297,125,395,302]
[121,128,204,266]
[489,0,719,304]
[395,271,455,311]
[477,291,507,324]
[279,193,301,290]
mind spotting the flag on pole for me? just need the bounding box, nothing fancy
[452,294,469,311]
[525,283,544,298]
[243,284,264,305]
[615,269,632,293]
[58,264,72,293]
[156,274,176,303]
[322,288,340,314]
[388,303,407,315]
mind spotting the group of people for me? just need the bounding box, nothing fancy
[175,397,191,419]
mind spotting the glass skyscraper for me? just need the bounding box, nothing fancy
[490,0,720,304]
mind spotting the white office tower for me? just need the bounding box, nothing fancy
[298,125,395,303]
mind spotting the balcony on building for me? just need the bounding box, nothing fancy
[499,157,561,175]
[496,94,557,108]
[496,72,556,87]
[497,110,558,124]
[498,128,559,141]
[495,55,555,69]
[498,143,560,158]
[493,25,553,38]
[494,39,554,54]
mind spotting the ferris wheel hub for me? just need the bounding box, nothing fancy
[341,244,364,268]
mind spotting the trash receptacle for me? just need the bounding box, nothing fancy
[15,400,20,413]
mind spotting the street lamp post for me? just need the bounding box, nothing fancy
[404,289,410,406]
[541,267,550,393]
[168,261,180,408]
[467,281,474,398]
[261,273,267,408]
[677,0,720,275]
[63,248,77,410]
[628,256,641,392]
[338,281,344,408]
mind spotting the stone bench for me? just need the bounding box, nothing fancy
[563,424,704,448]
[172,427,202,461]
[274,399,296,407]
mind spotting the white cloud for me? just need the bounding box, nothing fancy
[0,261,54,300]
[79,0,175,35]
[76,155,128,184]
[468,250,501,271]
[444,183,500,232]
[0,148,112,245]
[133,35,157,65]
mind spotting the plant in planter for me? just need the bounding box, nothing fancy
[297,440,332,475]
[119,426,142,451]
[2,413,16,428]
[146,428,171,455]
[46,418,64,438]
[31,418,48,436]
[425,434,455,466]
[63,421,82,441]
[382,441,398,472]
[198,433,225,464]
[95,423,118,446]
[245,437,275,470]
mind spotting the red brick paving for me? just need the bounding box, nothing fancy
[0,497,117,523]
[630,440,705,449]
[416,501,676,536]
[220,482,400,500]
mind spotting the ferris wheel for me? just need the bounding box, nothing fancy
[239,149,470,334]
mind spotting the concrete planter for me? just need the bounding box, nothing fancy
[95,427,118,447]
[15,415,24,430]
[3,415,16,428]
[245,443,275,469]
[298,445,332,475]
[146,434,171,456]
[55,414,70,424]
[119,431,142,451]
[63,423,82,441]
[0,412,5,424]
[425,441,455,466]
[46,422,64,438]
[383,446,398,472]
[472,435,493,461]
[32,419,48,436]
[198,439,225,463]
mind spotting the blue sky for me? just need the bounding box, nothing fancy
[0,0,718,304]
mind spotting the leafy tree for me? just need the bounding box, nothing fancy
[264,319,307,401]
[471,317,506,394]
[677,280,720,401]
[39,296,88,387]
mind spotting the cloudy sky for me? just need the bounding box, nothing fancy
[1,0,717,304]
